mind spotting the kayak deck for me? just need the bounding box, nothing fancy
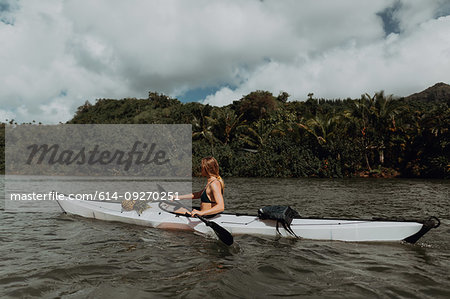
[56,199,439,244]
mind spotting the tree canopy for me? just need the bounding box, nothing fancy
[1,84,449,178]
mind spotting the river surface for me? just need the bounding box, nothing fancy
[1,177,449,298]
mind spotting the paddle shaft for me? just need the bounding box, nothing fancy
[157,184,234,246]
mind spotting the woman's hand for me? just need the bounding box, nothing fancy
[190,209,203,217]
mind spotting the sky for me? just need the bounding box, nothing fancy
[1,0,450,123]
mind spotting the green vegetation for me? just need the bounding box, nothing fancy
[2,84,449,178]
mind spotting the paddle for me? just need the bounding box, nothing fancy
[157,184,234,246]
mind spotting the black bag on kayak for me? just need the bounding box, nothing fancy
[257,206,300,237]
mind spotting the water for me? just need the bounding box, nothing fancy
[1,177,449,298]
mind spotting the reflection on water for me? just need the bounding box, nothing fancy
[1,177,449,298]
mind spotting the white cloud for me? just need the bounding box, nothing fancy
[0,109,15,122]
[0,0,449,123]
[203,86,238,107]
[204,4,450,104]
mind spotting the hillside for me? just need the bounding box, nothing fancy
[66,86,449,178]
[404,82,450,103]
[1,84,449,178]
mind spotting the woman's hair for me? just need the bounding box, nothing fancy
[201,156,224,190]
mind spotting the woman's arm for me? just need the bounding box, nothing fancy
[176,190,202,200]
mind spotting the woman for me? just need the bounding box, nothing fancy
[176,156,225,217]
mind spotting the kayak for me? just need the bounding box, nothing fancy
[56,198,440,244]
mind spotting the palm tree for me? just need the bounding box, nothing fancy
[298,112,340,145]
[236,110,296,149]
[237,119,273,149]
[192,108,219,147]
[209,108,245,145]
[345,91,405,170]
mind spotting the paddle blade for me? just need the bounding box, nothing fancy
[206,220,234,246]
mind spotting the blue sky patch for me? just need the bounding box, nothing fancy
[178,84,235,103]
[377,1,402,36]
[434,1,450,19]
[0,1,11,12]
[59,90,68,97]
[0,0,18,25]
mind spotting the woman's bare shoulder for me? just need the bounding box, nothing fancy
[209,179,222,190]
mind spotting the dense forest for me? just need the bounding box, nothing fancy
[1,83,449,178]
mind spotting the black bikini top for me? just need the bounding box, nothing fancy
[200,178,223,203]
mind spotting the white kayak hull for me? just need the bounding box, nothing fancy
[56,199,438,244]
